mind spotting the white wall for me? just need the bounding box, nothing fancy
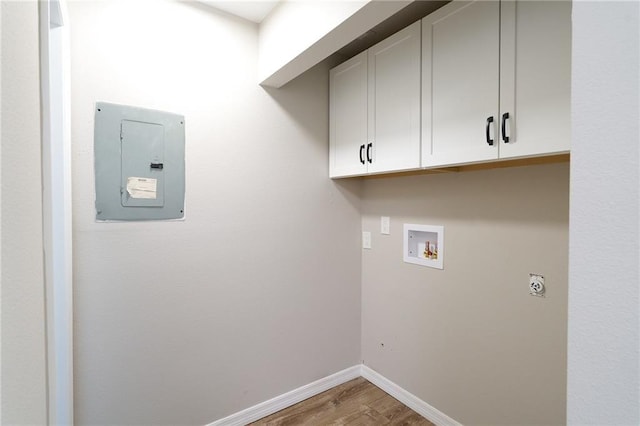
[0,1,48,424]
[0,3,3,416]
[361,163,569,425]
[260,0,365,72]
[69,1,362,424]
[567,2,640,423]
[259,0,367,86]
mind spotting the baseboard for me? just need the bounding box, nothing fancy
[207,364,461,426]
[206,365,361,426]
[360,365,462,426]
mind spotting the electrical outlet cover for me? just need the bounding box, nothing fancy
[381,216,390,235]
[529,273,545,297]
[362,231,372,249]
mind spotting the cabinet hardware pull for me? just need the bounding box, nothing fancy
[485,116,494,146]
[501,112,510,143]
[366,142,373,163]
[359,144,365,164]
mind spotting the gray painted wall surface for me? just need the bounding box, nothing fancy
[6,1,633,425]
[69,1,361,424]
[0,2,48,424]
[361,163,569,425]
[567,2,640,423]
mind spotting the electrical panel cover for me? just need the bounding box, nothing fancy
[94,102,185,221]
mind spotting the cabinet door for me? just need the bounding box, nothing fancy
[368,21,421,174]
[422,1,500,167]
[330,51,368,178]
[499,0,571,158]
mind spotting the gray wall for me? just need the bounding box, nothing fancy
[567,2,639,423]
[69,1,361,424]
[0,1,48,424]
[1,1,639,425]
[361,163,569,425]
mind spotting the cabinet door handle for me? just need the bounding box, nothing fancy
[501,112,510,143]
[485,116,494,146]
[359,144,365,164]
[366,142,373,163]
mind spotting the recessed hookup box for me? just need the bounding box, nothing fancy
[403,224,444,269]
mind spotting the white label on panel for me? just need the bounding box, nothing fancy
[126,177,157,199]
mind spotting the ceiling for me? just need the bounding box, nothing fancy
[196,0,451,83]
[197,1,280,23]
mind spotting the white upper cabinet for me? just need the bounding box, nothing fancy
[330,51,368,177]
[330,21,421,178]
[422,0,571,168]
[499,0,571,159]
[422,1,501,167]
[367,21,422,175]
[330,0,571,177]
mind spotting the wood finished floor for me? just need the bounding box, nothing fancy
[248,377,434,425]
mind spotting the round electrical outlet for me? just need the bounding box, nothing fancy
[529,274,545,296]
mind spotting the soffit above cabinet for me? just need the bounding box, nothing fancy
[332,0,449,61]
[259,1,450,88]
[196,0,450,87]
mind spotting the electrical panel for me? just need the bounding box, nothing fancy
[94,102,185,221]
